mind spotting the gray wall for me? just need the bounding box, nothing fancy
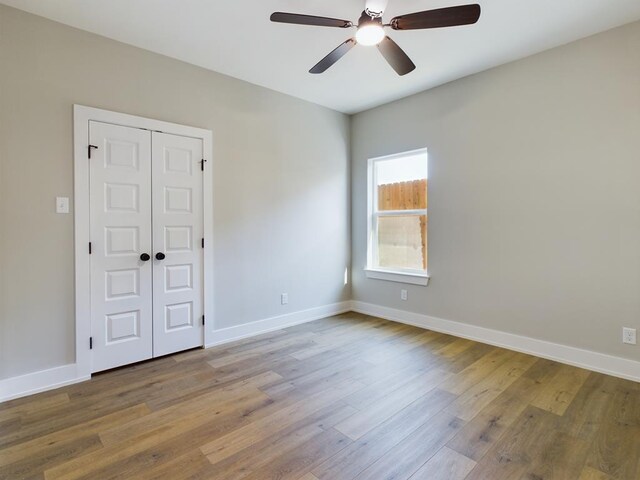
[0,5,350,379]
[2,4,639,382]
[351,21,640,362]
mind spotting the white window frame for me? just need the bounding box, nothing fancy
[365,148,430,286]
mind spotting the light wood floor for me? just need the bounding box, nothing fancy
[1,313,639,480]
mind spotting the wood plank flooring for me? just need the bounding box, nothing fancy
[1,312,638,480]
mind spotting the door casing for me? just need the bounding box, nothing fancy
[74,105,214,378]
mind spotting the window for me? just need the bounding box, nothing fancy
[366,149,429,286]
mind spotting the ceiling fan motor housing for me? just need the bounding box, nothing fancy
[359,11,383,28]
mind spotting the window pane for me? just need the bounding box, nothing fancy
[377,215,427,270]
[375,154,427,211]
[377,179,427,211]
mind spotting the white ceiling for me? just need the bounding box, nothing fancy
[3,0,640,113]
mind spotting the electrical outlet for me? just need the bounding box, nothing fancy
[401,289,408,301]
[281,293,288,305]
[622,327,636,345]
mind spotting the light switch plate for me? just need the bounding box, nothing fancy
[56,197,70,214]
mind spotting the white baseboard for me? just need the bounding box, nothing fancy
[205,301,352,349]
[0,363,90,403]
[5,299,634,403]
[0,301,351,404]
[352,301,640,383]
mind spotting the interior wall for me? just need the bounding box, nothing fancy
[351,20,640,362]
[0,5,350,380]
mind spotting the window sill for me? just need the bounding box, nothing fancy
[364,268,430,286]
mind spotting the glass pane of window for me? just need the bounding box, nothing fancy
[376,154,427,211]
[377,215,427,270]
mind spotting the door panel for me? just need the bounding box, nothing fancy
[152,132,204,356]
[89,121,153,372]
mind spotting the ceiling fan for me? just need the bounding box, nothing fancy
[270,0,481,76]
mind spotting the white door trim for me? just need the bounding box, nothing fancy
[73,105,214,378]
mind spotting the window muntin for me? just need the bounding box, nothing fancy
[369,150,428,274]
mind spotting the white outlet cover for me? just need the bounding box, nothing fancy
[622,327,637,345]
[281,293,288,305]
[401,289,408,301]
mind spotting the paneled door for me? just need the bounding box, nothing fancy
[151,132,204,357]
[89,123,204,371]
[89,121,153,372]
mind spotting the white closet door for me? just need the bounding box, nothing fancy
[151,132,204,357]
[89,121,153,372]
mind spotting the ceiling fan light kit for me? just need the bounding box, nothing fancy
[270,1,481,76]
[355,13,385,46]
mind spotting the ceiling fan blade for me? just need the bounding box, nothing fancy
[391,4,481,30]
[377,36,416,76]
[310,39,357,74]
[365,0,389,17]
[270,12,352,28]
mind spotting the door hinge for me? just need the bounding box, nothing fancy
[89,242,92,254]
[89,337,93,349]
[201,238,204,249]
[200,159,207,171]
[202,315,205,326]
[88,144,98,159]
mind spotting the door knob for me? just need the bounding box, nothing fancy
[155,252,166,260]
[140,253,151,261]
